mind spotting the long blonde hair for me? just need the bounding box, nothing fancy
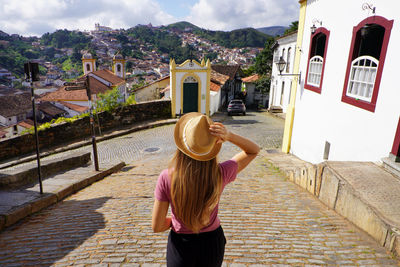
[170,149,222,233]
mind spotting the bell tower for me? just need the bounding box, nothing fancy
[82,52,96,75]
[113,53,126,79]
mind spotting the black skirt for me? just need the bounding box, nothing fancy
[167,226,226,267]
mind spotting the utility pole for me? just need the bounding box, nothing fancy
[64,75,99,171]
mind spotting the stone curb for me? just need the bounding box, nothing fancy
[0,152,91,189]
[0,162,126,233]
[262,150,400,261]
[0,118,178,170]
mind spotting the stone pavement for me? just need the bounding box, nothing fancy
[0,111,399,266]
[264,150,400,261]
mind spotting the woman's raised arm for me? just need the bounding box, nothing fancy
[209,122,260,173]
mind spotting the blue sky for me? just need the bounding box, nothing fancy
[0,0,299,37]
[159,0,198,19]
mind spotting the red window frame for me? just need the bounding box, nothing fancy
[341,16,393,112]
[304,27,330,94]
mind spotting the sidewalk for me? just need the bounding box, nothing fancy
[263,149,400,260]
[0,118,178,232]
[1,114,399,262]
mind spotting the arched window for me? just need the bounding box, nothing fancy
[286,47,292,73]
[86,63,91,72]
[341,16,393,112]
[305,28,330,93]
[117,64,121,72]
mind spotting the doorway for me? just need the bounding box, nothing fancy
[183,82,198,113]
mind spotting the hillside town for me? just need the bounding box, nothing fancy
[0,23,266,139]
[1,0,400,265]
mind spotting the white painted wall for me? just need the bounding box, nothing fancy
[210,90,221,116]
[0,115,16,126]
[290,0,399,163]
[269,33,297,113]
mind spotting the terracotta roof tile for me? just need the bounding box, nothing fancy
[210,81,221,92]
[242,74,259,83]
[211,65,243,80]
[60,102,89,113]
[0,92,31,117]
[210,70,230,85]
[18,119,34,129]
[41,70,126,102]
[39,102,66,116]
[87,69,125,85]
[41,76,112,101]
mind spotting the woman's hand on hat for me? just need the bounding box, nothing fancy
[209,122,230,144]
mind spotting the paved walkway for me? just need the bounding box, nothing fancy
[0,111,399,266]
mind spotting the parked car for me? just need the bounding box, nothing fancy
[227,99,246,115]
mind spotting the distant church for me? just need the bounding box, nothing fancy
[41,53,127,117]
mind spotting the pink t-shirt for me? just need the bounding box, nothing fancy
[154,160,238,234]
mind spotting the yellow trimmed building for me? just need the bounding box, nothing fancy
[170,58,212,117]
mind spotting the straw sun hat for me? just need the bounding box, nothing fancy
[174,112,222,161]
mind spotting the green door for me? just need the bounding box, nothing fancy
[183,83,198,113]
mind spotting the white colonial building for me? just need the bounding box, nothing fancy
[287,0,399,164]
[269,31,297,113]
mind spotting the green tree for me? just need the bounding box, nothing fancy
[284,21,299,35]
[255,37,275,76]
[255,75,271,94]
[95,88,122,112]
[242,65,256,77]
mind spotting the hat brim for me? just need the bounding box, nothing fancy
[174,112,222,161]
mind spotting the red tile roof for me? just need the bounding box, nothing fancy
[0,92,31,117]
[86,69,125,86]
[242,74,259,83]
[40,70,125,102]
[210,81,221,92]
[39,102,66,116]
[60,102,89,113]
[211,65,243,80]
[18,119,34,129]
[210,70,230,85]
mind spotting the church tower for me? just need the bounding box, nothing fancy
[82,52,96,75]
[112,53,126,79]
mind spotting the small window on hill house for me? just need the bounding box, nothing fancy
[305,28,330,93]
[342,16,393,112]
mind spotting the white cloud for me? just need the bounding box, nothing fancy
[0,0,176,36]
[186,0,299,31]
[0,0,299,36]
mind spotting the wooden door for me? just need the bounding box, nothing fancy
[183,83,198,113]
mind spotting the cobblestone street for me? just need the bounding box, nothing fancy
[0,112,398,266]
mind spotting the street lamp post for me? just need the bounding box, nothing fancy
[24,62,43,194]
[276,56,301,84]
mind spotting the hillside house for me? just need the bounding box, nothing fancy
[286,0,399,165]
[242,74,268,108]
[133,76,170,102]
[0,91,31,127]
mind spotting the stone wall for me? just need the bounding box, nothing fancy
[0,100,171,162]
